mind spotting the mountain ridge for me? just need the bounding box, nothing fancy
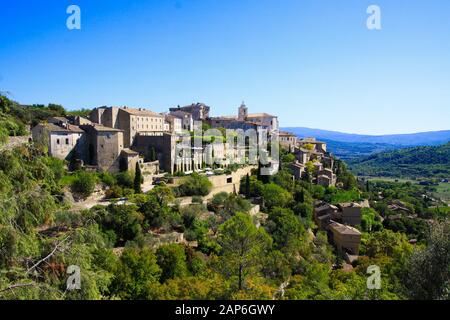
[282,127,450,146]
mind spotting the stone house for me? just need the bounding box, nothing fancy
[337,202,362,226]
[32,122,85,161]
[329,222,361,255]
[314,203,339,229]
[164,114,183,134]
[169,110,195,131]
[291,162,306,180]
[279,131,298,152]
[317,168,337,187]
[79,125,124,172]
[89,106,165,148]
[298,137,327,153]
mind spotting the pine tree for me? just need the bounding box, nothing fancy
[134,162,142,194]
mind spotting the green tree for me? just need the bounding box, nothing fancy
[267,207,305,253]
[218,213,272,291]
[404,220,450,300]
[134,162,142,194]
[261,183,293,210]
[111,247,161,299]
[156,244,188,282]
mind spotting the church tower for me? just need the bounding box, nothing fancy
[238,101,248,121]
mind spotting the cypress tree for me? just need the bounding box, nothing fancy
[134,162,142,193]
[245,173,250,198]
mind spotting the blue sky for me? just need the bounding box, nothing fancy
[1,0,449,134]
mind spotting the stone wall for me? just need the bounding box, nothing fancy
[204,166,256,199]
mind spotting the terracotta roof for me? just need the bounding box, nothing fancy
[279,131,296,137]
[210,116,238,121]
[89,124,123,132]
[39,123,84,133]
[119,107,163,117]
[247,113,276,118]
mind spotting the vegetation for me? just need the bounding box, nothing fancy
[176,173,212,197]
[349,142,450,178]
[0,95,448,300]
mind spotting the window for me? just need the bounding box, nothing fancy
[227,177,233,184]
[56,139,60,145]
[65,138,69,144]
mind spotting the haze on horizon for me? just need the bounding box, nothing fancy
[1,0,449,135]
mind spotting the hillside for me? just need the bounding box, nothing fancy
[348,142,450,178]
[282,127,450,146]
[320,139,405,160]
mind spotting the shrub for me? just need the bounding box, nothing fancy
[71,171,96,198]
[191,195,203,204]
[177,173,212,197]
[116,171,134,188]
[99,172,116,187]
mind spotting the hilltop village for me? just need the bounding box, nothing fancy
[30,102,365,265]
[1,94,448,300]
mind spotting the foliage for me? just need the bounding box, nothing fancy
[134,162,142,194]
[261,183,293,210]
[176,173,212,197]
[71,171,97,198]
[349,142,450,178]
[110,247,161,299]
[217,213,272,291]
[404,220,450,300]
[156,244,188,282]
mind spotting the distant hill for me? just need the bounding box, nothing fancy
[282,127,450,146]
[282,127,450,160]
[320,139,405,161]
[347,142,450,178]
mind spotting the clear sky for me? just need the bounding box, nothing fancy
[1,0,449,134]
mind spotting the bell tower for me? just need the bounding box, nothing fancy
[238,101,248,121]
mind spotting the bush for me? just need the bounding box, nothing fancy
[191,196,203,204]
[177,173,212,197]
[71,171,96,198]
[116,172,134,188]
[99,172,116,187]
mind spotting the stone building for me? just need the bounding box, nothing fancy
[298,137,327,153]
[31,122,85,160]
[209,102,278,133]
[169,103,210,121]
[314,203,339,229]
[89,106,165,147]
[169,110,195,131]
[164,114,183,134]
[79,125,124,172]
[317,168,337,187]
[279,131,297,152]
[132,132,177,174]
[337,202,362,226]
[328,222,361,256]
